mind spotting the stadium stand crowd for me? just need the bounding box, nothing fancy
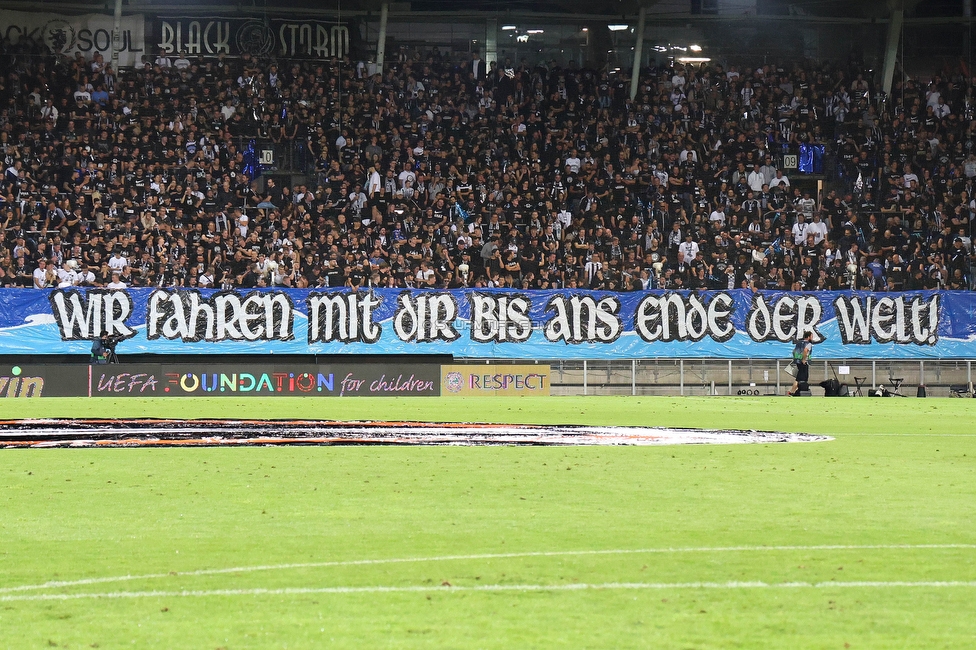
[0,34,974,292]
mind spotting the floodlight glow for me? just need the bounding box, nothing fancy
[527,29,544,34]
[689,44,702,52]
[608,24,629,31]
[516,34,529,42]
[677,57,711,63]
[502,25,516,30]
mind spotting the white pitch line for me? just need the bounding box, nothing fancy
[1,544,973,595]
[850,433,976,437]
[3,580,976,603]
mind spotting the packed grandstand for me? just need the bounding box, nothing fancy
[1,35,974,293]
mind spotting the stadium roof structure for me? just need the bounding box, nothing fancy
[0,0,951,20]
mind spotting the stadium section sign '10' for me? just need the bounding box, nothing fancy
[0,288,960,359]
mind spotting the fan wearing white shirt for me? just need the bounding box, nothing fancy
[471,51,486,80]
[57,263,80,288]
[237,210,249,238]
[366,164,382,197]
[33,259,50,288]
[76,265,96,286]
[174,52,191,70]
[398,164,416,189]
[806,213,828,245]
[564,150,581,174]
[678,143,698,165]
[107,251,128,271]
[154,51,173,69]
[903,164,919,190]
[678,234,699,262]
[769,170,790,189]
[708,205,727,227]
[556,207,573,230]
[791,214,809,245]
[106,272,127,289]
[349,186,368,215]
[40,99,58,122]
[797,192,816,219]
[747,164,766,192]
[198,267,216,288]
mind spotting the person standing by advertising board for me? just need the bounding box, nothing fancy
[788,331,814,396]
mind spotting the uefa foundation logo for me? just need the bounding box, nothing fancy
[445,371,464,393]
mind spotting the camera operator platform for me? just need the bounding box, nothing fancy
[91,331,121,365]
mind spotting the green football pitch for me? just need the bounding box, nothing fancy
[1,396,974,648]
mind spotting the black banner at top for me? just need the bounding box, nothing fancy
[155,17,356,59]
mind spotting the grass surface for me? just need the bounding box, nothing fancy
[0,396,974,649]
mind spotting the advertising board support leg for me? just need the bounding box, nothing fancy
[728,360,732,396]
[776,359,781,394]
[583,359,587,396]
[631,359,636,396]
[872,360,877,390]
[680,360,684,396]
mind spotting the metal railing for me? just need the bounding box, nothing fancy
[457,358,976,397]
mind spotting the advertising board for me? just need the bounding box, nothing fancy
[441,365,550,397]
[0,364,89,398]
[89,363,440,397]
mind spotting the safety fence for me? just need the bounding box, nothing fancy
[3,358,972,398]
[518,358,976,397]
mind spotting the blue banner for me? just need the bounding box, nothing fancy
[0,288,968,359]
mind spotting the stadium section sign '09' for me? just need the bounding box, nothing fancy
[0,287,962,360]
